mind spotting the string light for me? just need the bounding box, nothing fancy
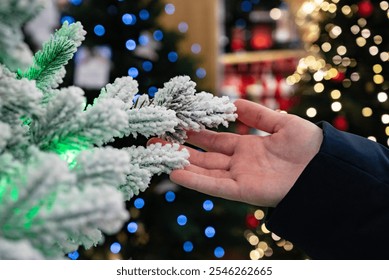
[177,214,187,226]
[204,226,216,238]
[165,191,175,202]
[134,198,145,209]
[356,37,366,47]
[374,75,384,84]
[125,39,137,51]
[164,3,176,15]
[202,200,214,211]
[142,61,153,72]
[214,247,225,258]
[178,22,189,33]
[362,107,373,117]
[380,1,389,10]
[350,72,360,81]
[110,242,122,254]
[94,24,105,36]
[337,46,347,55]
[331,101,342,112]
[341,5,352,15]
[351,25,360,34]
[191,43,201,54]
[61,16,75,24]
[330,90,341,100]
[139,9,150,20]
[369,46,379,56]
[153,30,164,41]
[377,92,388,102]
[314,82,324,93]
[122,13,136,25]
[196,68,207,79]
[168,51,178,62]
[127,222,138,233]
[306,107,317,118]
[381,114,389,124]
[380,52,389,62]
[127,67,139,78]
[183,241,194,252]
[68,251,79,260]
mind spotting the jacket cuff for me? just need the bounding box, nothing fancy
[265,122,389,259]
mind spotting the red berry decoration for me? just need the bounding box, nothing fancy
[332,71,345,83]
[358,0,374,18]
[246,213,260,229]
[333,115,349,131]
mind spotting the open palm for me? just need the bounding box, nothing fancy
[148,99,323,207]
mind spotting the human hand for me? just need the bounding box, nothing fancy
[148,99,323,207]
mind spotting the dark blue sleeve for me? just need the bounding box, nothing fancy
[266,122,389,259]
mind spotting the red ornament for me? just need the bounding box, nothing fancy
[358,0,374,18]
[246,213,260,229]
[333,115,349,131]
[250,25,273,50]
[332,71,345,83]
[231,27,246,52]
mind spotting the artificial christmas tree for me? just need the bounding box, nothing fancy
[0,0,236,259]
[288,0,389,144]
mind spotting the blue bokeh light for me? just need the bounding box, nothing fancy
[205,226,216,238]
[165,3,176,15]
[110,242,121,254]
[70,0,83,6]
[165,191,176,202]
[235,18,247,27]
[178,22,188,33]
[183,241,194,252]
[125,39,137,51]
[68,251,79,260]
[168,52,178,62]
[196,68,207,79]
[139,34,149,46]
[94,24,106,36]
[61,16,75,24]
[241,1,253,12]
[127,222,138,233]
[177,214,187,226]
[214,247,225,258]
[191,43,202,54]
[153,30,164,41]
[139,9,150,20]
[134,198,145,209]
[122,13,136,25]
[128,67,139,78]
[142,61,153,72]
[148,86,158,97]
[203,200,214,211]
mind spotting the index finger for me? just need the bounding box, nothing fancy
[185,129,239,155]
[234,99,286,134]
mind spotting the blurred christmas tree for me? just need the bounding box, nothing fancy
[60,0,199,100]
[288,0,389,144]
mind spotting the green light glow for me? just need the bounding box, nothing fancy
[10,186,18,201]
[50,137,91,168]
[0,177,6,202]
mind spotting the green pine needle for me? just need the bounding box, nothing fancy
[17,21,85,92]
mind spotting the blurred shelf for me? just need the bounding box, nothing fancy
[219,49,306,65]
